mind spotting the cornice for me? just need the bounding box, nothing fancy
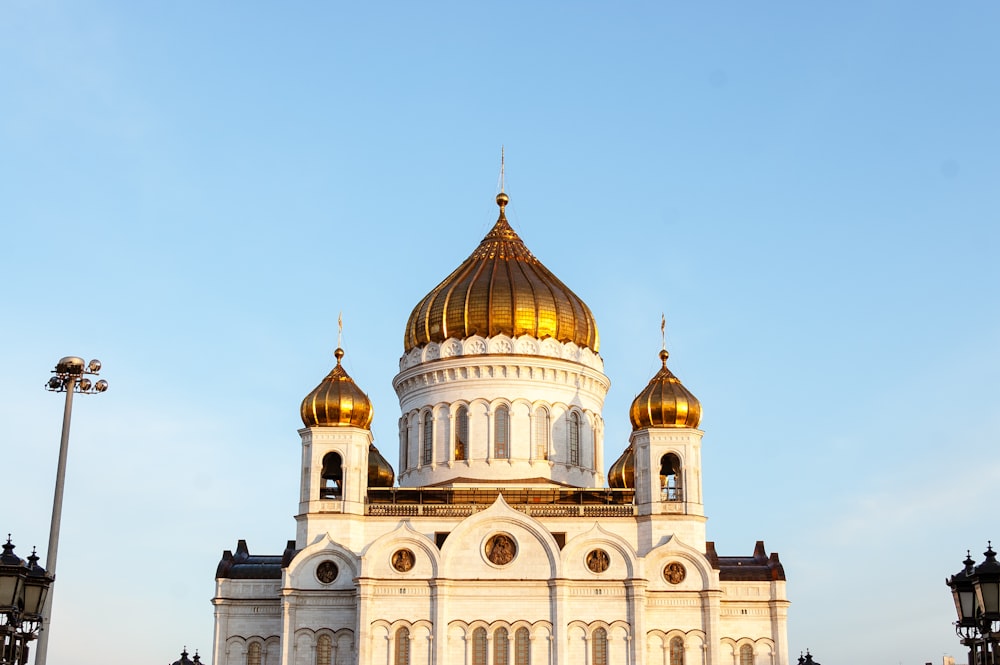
[398,334,604,373]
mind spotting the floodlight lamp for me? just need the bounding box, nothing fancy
[87,359,101,373]
[95,379,108,393]
[55,356,84,376]
[47,377,63,391]
[78,378,92,392]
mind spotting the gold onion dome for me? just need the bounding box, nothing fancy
[403,192,600,353]
[608,445,636,489]
[300,348,374,429]
[629,349,702,430]
[367,444,395,487]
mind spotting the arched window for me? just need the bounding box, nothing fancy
[422,410,434,465]
[472,627,488,665]
[455,406,468,461]
[395,627,410,665]
[400,418,409,471]
[660,453,683,501]
[669,636,684,665]
[316,634,332,665]
[321,452,343,499]
[740,644,754,665]
[494,627,509,665]
[514,627,530,665]
[592,627,607,665]
[494,405,510,459]
[534,408,549,460]
[568,412,580,465]
[246,642,262,665]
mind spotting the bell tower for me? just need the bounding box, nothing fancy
[297,347,394,536]
[610,348,705,519]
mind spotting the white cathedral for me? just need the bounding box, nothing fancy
[210,188,790,665]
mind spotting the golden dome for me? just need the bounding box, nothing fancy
[300,348,374,429]
[367,444,395,487]
[608,445,635,489]
[403,192,600,353]
[629,349,702,430]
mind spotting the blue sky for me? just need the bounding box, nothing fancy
[2,2,998,663]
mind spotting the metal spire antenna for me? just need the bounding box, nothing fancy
[337,312,343,349]
[661,313,667,350]
[499,146,505,193]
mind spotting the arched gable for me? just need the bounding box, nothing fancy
[439,494,561,580]
[284,533,359,591]
[562,523,638,578]
[359,520,440,578]
[645,534,717,591]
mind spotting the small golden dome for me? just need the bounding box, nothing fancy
[608,445,635,489]
[300,348,374,429]
[629,349,702,430]
[367,444,395,487]
[404,192,600,353]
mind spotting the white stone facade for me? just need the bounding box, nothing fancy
[211,191,788,664]
[212,331,789,665]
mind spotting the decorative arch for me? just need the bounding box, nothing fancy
[439,494,562,579]
[562,523,639,578]
[567,410,581,465]
[359,521,441,579]
[494,403,511,459]
[454,403,469,461]
[320,451,343,499]
[659,451,683,501]
[284,532,360,591]
[421,408,434,465]
[646,535,716,590]
[533,405,550,460]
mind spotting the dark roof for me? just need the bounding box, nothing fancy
[216,539,296,580]
[705,540,786,582]
[169,648,203,665]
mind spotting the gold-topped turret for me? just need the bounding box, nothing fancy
[608,445,636,489]
[628,349,702,430]
[404,189,600,353]
[300,348,374,429]
[367,444,395,487]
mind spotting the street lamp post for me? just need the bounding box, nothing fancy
[947,543,1000,665]
[33,357,107,665]
[0,537,54,665]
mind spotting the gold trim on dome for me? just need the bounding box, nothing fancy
[300,348,375,429]
[404,193,599,354]
[629,349,701,430]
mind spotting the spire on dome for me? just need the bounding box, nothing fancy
[497,146,510,211]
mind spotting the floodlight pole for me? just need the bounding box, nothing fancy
[34,358,107,665]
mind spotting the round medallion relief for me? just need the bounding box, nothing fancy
[392,548,415,572]
[316,560,339,584]
[484,533,517,566]
[664,561,686,585]
[586,549,610,573]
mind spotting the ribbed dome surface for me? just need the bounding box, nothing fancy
[300,348,374,429]
[367,444,395,487]
[608,445,635,489]
[629,350,701,430]
[404,193,600,353]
